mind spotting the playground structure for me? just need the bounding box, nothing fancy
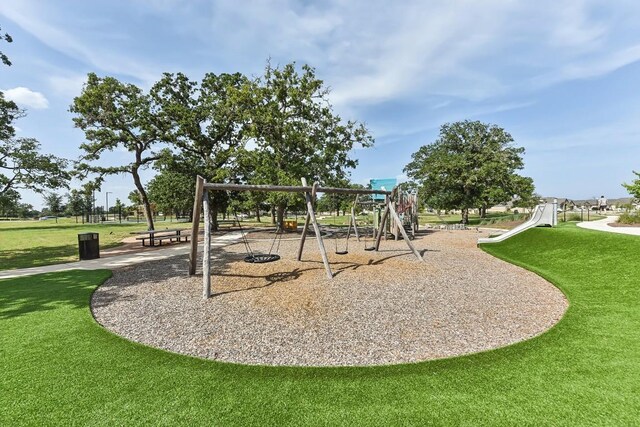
[369,179,420,241]
[478,200,558,244]
[188,176,425,298]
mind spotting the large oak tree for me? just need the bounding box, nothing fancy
[71,73,166,230]
[150,72,252,229]
[405,120,533,224]
[249,62,373,228]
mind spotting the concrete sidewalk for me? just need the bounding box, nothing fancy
[576,216,640,236]
[0,232,242,280]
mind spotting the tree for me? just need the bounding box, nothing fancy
[65,189,86,223]
[0,91,20,140]
[1,93,69,196]
[80,182,98,223]
[249,62,374,228]
[147,169,195,220]
[622,171,640,201]
[42,192,63,221]
[71,73,165,230]
[113,198,124,222]
[233,148,272,222]
[0,188,19,217]
[1,137,70,196]
[16,203,37,218]
[1,25,12,67]
[150,71,252,230]
[404,120,533,224]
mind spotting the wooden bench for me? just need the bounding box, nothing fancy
[217,219,240,228]
[132,229,189,247]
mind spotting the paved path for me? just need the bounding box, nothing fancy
[0,232,242,280]
[576,216,640,236]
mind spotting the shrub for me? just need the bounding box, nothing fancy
[618,212,640,225]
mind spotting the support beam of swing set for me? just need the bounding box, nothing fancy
[201,182,392,196]
[191,176,424,299]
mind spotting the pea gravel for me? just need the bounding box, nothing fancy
[91,229,568,367]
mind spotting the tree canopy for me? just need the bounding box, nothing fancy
[71,63,374,229]
[404,120,533,223]
[248,62,374,227]
[147,169,195,220]
[71,73,165,230]
[622,171,640,201]
[42,192,63,217]
[1,25,12,67]
[150,71,252,228]
[0,93,69,196]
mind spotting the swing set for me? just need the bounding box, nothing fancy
[328,194,377,255]
[188,176,424,299]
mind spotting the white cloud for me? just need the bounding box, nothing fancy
[4,0,640,110]
[0,2,158,85]
[521,113,640,154]
[532,43,640,88]
[48,75,87,99]
[3,87,49,109]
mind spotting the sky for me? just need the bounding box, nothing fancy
[2,0,640,210]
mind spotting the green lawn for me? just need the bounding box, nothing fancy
[1,225,639,425]
[0,218,189,271]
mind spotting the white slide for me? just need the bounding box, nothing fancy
[478,202,558,244]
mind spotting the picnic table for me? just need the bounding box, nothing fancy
[131,228,190,247]
[217,219,240,228]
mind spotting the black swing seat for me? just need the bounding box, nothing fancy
[335,250,349,255]
[364,246,376,251]
[244,254,281,263]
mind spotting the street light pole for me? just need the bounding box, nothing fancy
[106,192,112,222]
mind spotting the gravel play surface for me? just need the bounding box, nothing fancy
[91,229,568,367]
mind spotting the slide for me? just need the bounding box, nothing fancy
[478,202,558,244]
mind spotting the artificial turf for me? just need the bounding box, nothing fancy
[0,224,638,425]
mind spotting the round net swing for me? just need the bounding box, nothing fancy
[234,211,283,264]
[244,253,281,263]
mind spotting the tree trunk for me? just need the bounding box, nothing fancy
[255,206,261,222]
[132,168,155,230]
[480,206,487,218]
[461,208,469,224]
[270,205,276,224]
[276,204,286,230]
[210,205,219,232]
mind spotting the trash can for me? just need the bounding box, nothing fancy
[78,232,100,260]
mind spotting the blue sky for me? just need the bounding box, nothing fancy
[2,0,640,209]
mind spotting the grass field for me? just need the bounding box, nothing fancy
[0,218,168,270]
[0,216,298,271]
[1,224,638,425]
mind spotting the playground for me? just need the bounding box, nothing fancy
[1,180,639,423]
[2,222,639,425]
[92,228,566,366]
